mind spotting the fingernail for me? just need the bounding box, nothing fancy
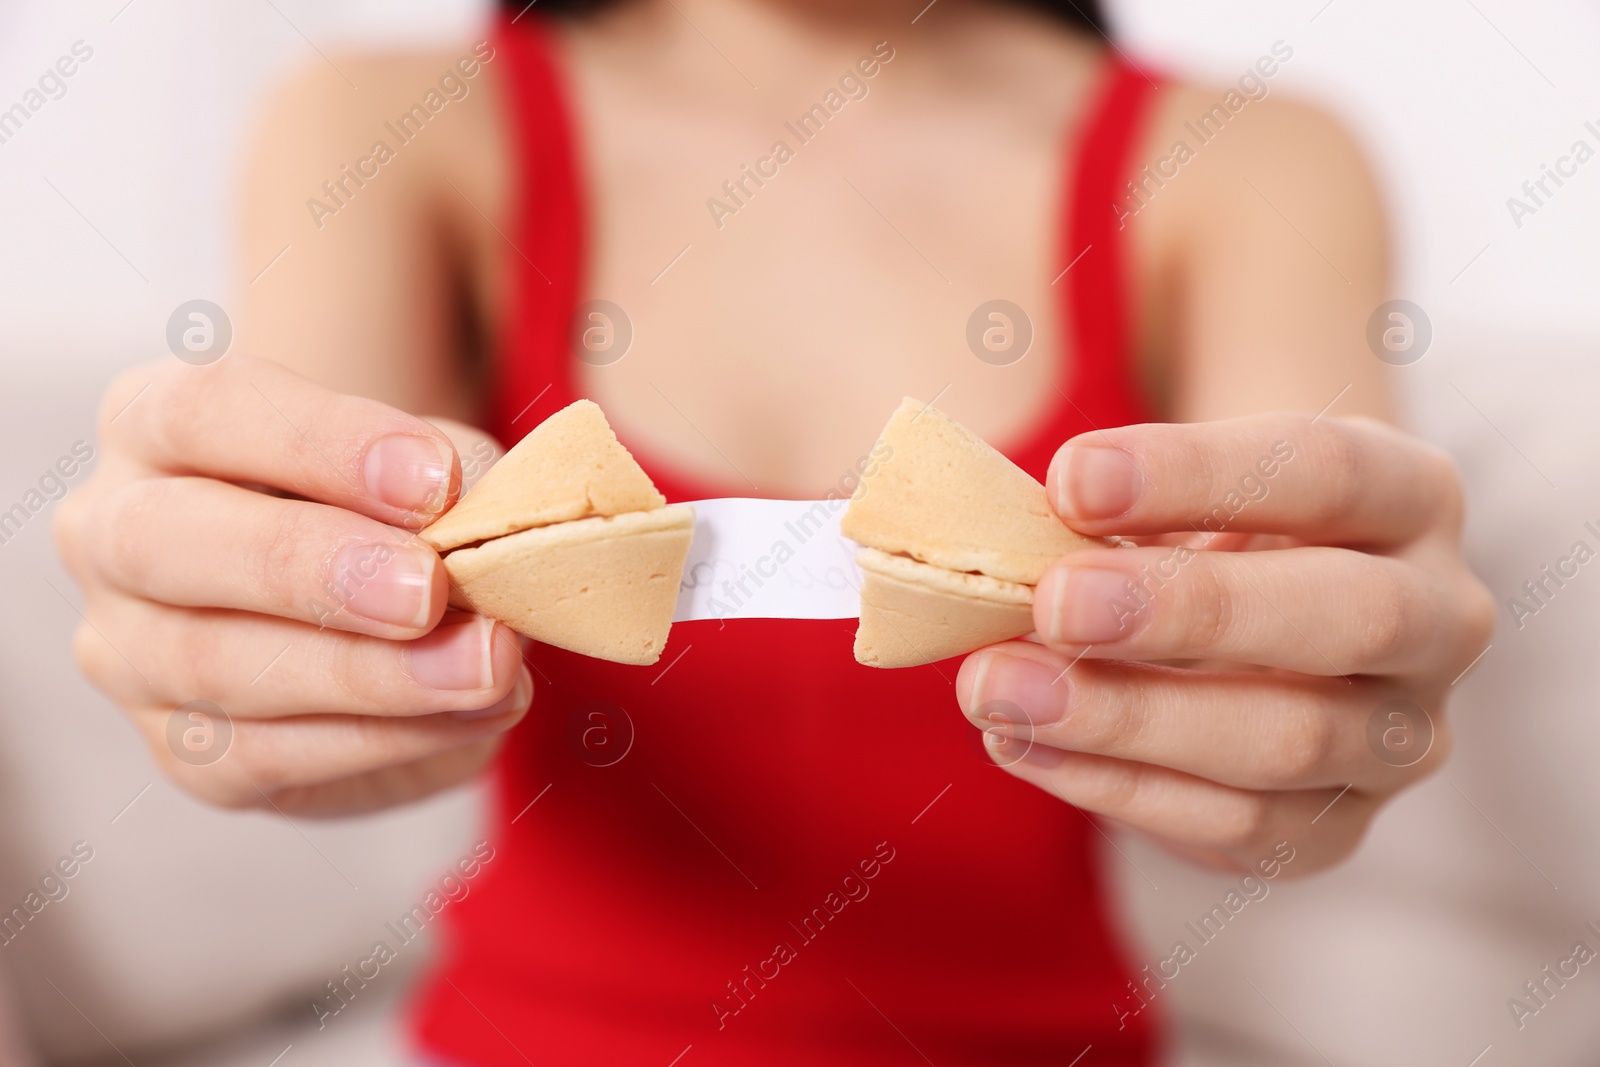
[453,665,532,722]
[409,615,495,690]
[336,542,435,628]
[365,435,454,515]
[986,731,1066,770]
[971,651,1069,726]
[1054,446,1141,520]
[1041,567,1144,645]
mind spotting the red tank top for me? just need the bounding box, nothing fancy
[410,15,1163,1065]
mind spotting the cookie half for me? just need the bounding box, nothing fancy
[442,506,695,666]
[420,399,666,553]
[841,396,1096,586]
[853,547,1034,669]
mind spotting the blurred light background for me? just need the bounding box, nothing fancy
[0,1,1595,1064]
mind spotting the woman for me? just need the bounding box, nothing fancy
[55,0,1492,1062]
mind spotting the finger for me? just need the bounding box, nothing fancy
[426,417,505,493]
[101,356,460,528]
[1032,545,1462,677]
[129,678,528,813]
[983,737,1371,866]
[958,644,1433,791]
[89,476,445,637]
[76,596,525,719]
[1047,414,1462,546]
[265,739,507,817]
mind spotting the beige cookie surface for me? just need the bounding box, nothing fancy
[443,505,695,666]
[420,399,666,552]
[841,397,1096,586]
[853,547,1035,669]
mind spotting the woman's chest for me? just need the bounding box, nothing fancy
[481,28,1110,495]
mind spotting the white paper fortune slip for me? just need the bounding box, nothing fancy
[672,498,864,622]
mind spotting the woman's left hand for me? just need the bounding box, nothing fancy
[955,413,1495,876]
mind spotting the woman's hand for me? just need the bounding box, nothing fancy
[55,355,532,817]
[956,413,1494,876]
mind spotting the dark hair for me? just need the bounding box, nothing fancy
[503,0,1107,37]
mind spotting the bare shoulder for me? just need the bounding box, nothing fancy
[1134,73,1387,267]
[1125,68,1392,419]
[242,42,508,229]
[236,41,510,413]
[250,43,506,143]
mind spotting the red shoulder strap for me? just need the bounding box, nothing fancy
[1061,58,1162,430]
[489,14,586,447]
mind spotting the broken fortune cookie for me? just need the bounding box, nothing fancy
[841,398,1102,668]
[420,400,693,666]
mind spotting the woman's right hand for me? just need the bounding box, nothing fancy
[55,355,532,817]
